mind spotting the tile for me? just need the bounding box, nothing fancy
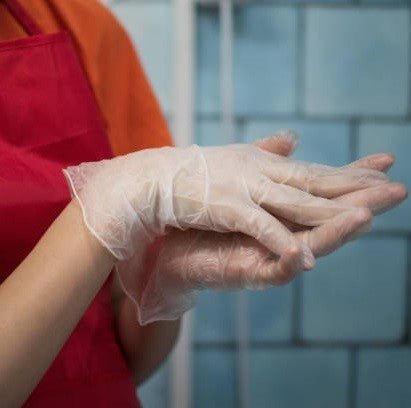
[253,0,348,2]
[301,237,408,342]
[304,8,409,116]
[193,349,236,408]
[244,120,351,165]
[137,364,168,408]
[195,119,239,146]
[248,284,295,343]
[357,348,411,408]
[249,348,349,408]
[361,0,411,3]
[194,291,237,344]
[409,241,411,342]
[358,122,411,231]
[234,6,297,115]
[110,2,173,113]
[196,8,220,114]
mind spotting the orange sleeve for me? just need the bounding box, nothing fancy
[90,7,174,155]
[0,0,173,155]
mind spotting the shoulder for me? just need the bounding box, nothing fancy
[41,0,129,47]
[51,0,132,46]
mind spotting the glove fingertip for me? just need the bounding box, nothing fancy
[274,128,300,152]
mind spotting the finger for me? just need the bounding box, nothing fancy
[237,205,315,271]
[223,235,304,288]
[296,207,372,258]
[343,153,395,173]
[251,177,354,227]
[259,157,389,198]
[253,129,299,157]
[267,245,306,285]
[270,182,407,231]
[245,245,305,288]
[174,231,304,289]
[334,182,408,215]
[223,236,310,288]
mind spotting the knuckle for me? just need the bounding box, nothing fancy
[354,207,373,225]
[275,266,296,285]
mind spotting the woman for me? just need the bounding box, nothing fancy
[0,1,406,406]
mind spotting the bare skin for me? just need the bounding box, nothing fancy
[111,275,181,385]
[0,200,115,406]
[0,198,180,407]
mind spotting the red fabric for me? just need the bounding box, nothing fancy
[0,0,174,156]
[0,0,140,406]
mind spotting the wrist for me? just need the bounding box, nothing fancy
[68,198,117,268]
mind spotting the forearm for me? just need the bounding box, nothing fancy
[0,200,115,406]
[115,295,181,385]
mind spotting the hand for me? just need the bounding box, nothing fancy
[132,133,406,323]
[65,140,388,265]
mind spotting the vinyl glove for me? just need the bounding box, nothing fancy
[132,137,407,324]
[64,136,389,324]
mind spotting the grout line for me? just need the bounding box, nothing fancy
[348,348,358,408]
[195,1,410,9]
[291,277,303,342]
[404,238,411,343]
[366,230,411,238]
[296,5,306,116]
[408,9,411,116]
[193,339,411,349]
[194,112,411,122]
[237,117,246,143]
[349,119,359,161]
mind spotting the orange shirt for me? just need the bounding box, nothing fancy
[0,0,173,155]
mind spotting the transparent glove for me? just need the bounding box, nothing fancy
[64,135,390,324]
[134,136,407,324]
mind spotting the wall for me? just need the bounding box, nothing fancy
[109,1,411,407]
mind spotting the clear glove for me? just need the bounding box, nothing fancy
[64,134,390,324]
[132,137,407,324]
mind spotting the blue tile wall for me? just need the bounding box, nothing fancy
[304,8,410,116]
[362,0,411,3]
[110,2,172,114]
[249,348,349,408]
[248,285,295,343]
[196,7,220,115]
[253,0,350,3]
[196,119,239,146]
[194,291,237,344]
[301,237,408,342]
[243,120,351,165]
[196,119,222,146]
[357,348,411,408]
[408,240,411,342]
[358,123,411,231]
[234,6,297,115]
[194,350,237,407]
[197,5,298,115]
[137,364,169,408]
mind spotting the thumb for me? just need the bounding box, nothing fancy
[253,129,299,157]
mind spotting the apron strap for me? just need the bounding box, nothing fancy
[3,0,43,36]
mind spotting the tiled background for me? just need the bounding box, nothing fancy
[110,1,411,407]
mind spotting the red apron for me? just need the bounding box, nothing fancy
[0,1,140,406]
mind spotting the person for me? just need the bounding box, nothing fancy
[0,1,407,407]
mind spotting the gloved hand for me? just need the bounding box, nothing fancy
[64,134,391,324]
[132,135,406,324]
